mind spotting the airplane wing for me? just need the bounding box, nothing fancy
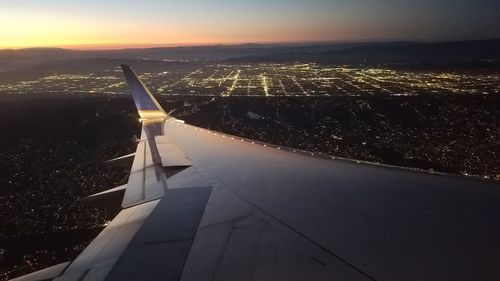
[13,65,500,281]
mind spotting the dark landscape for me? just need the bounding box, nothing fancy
[1,39,499,73]
[0,95,137,279]
[0,90,499,279]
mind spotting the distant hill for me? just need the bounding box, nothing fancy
[0,48,83,71]
[226,39,500,64]
[0,44,334,71]
[0,39,499,72]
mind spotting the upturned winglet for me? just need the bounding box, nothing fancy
[121,64,168,120]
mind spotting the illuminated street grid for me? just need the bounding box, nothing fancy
[1,63,498,96]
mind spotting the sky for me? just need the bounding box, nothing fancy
[0,0,499,49]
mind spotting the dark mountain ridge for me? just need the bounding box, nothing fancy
[226,39,500,64]
[0,39,499,72]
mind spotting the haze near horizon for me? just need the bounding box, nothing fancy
[1,0,499,49]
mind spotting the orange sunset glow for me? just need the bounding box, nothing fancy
[1,0,499,50]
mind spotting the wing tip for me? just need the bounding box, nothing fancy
[120,64,169,120]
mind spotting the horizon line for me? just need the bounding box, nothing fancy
[3,40,351,51]
[2,37,498,51]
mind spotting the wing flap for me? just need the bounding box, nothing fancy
[55,200,160,281]
[11,262,70,281]
[105,187,212,281]
[156,136,192,167]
